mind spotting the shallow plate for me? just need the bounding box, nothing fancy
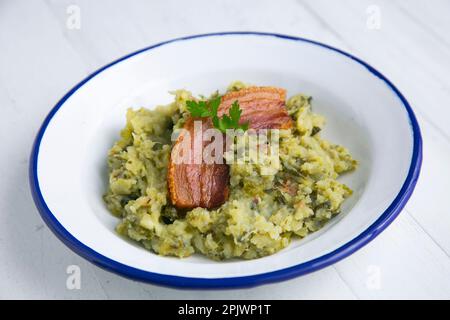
[29,32,422,289]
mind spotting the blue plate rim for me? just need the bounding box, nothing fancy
[29,31,423,289]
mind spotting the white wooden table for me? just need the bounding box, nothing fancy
[1,0,449,299]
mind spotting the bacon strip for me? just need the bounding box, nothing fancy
[168,118,229,209]
[168,86,292,209]
[218,86,293,130]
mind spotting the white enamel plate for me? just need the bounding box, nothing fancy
[30,32,422,288]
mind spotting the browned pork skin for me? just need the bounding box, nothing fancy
[168,117,229,209]
[168,86,292,209]
[218,86,293,130]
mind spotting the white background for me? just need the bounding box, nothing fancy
[1,0,449,299]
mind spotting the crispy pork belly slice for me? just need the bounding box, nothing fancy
[168,87,292,209]
[218,86,293,130]
[168,117,229,209]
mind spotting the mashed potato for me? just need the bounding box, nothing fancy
[103,82,357,260]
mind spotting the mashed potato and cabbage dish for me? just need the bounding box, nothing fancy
[104,82,357,260]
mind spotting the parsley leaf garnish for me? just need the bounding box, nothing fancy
[186,97,249,133]
[186,100,211,117]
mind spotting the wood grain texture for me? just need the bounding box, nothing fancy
[0,0,448,299]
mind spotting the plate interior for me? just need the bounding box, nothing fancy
[36,34,413,278]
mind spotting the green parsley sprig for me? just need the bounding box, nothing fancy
[186,97,249,133]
